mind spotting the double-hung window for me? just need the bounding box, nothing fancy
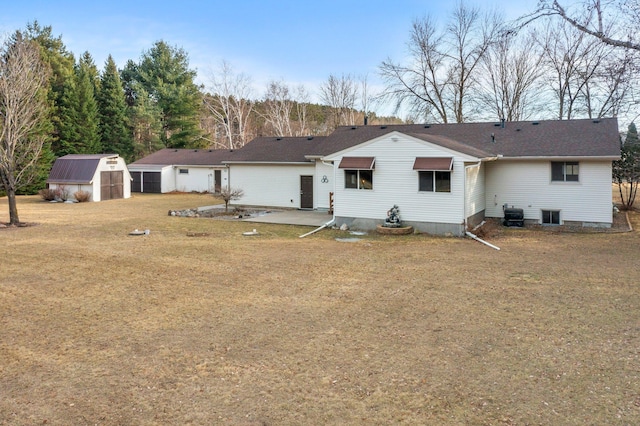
[339,157,375,190]
[551,161,579,182]
[414,157,453,193]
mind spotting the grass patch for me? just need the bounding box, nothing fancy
[1,193,640,424]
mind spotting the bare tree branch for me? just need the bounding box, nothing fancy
[204,61,254,149]
[0,32,51,224]
[517,0,640,51]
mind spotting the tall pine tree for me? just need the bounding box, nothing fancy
[57,52,101,154]
[75,52,101,153]
[122,41,202,149]
[98,55,133,160]
[23,21,75,157]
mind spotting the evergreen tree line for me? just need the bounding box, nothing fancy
[17,21,387,185]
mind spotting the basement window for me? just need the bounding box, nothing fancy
[179,169,189,174]
[541,210,561,225]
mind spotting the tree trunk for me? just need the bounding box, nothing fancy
[6,187,20,225]
[0,171,20,224]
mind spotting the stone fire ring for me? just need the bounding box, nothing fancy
[376,224,414,235]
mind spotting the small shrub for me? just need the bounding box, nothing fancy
[57,185,70,201]
[39,188,59,201]
[218,187,245,212]
[74,190,91,203]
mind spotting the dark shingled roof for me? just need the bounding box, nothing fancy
[129,119,620,167]
[223,136,328,163]
[311,118,620,159]
[47,154,116,184]
[129,148,234,166]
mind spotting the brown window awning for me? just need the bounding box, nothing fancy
[338,156,375,169]
[413,157,453,171]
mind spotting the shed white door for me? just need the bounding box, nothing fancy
[101,171,124,200]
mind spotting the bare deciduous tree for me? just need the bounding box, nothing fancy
[204,61,254,149]
[218,186,244,212]
[379,3,500,123]
[0,33,51,225]
[293,85,310,136]
[477,31,544,121]
[536,18,636,120]
[262,80,294,136]
[519,0,640,52]
[260,80,312,137]
[319,73,358,128]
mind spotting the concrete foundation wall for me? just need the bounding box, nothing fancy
[335,216,465,237]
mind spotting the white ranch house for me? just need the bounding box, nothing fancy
[47,154,131,202]
[130,118,620,235]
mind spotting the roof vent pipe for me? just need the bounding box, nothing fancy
[501,118,505,128]
[491,133,495,142]
[364,115,368,126]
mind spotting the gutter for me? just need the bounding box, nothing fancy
[299,158,336,238]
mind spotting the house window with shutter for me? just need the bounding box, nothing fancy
[414,157,453,193]
[340,157,374,190]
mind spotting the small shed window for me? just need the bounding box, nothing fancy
[179,169,189,175]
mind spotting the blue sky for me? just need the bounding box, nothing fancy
[1,0,535,108]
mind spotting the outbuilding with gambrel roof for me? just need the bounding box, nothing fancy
[47,154,131,202]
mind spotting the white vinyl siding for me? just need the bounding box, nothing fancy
[228,163,315,208]
[314,161,334,209]
[485,160,613,224]
[175,167,220,193]
[327,133,474,225]
[465,162,485,219]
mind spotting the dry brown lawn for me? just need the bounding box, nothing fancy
[1,193,640,425]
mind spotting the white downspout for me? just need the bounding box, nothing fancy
[300,159,336,238]
[463,161,481,231]
[466,230,500,250]
[299,218,335,238]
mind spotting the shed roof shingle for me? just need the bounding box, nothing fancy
[47,154,117,184]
